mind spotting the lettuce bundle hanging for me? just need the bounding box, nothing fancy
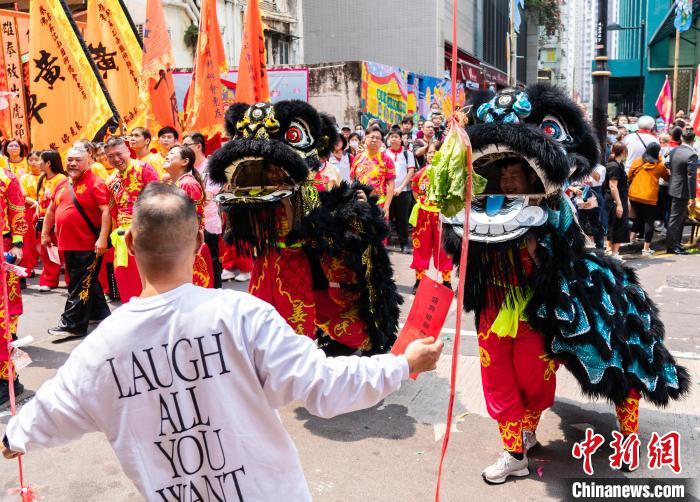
[426,123,486,217]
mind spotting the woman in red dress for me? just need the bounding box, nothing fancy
[164,145,213,287]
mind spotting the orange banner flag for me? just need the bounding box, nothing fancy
[29,0,117,151]
[141,0,180,135]
[236,0,269,104]
[183,0,226,137]
[0,14,29,143]
[85,0,144,131]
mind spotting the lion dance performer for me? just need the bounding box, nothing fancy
[442,84,689,483]
[0,166,27,405]
[208,101,401,355]
[410,148,453,293]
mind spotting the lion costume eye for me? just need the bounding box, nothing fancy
[540,115,572,143]
[285,120,313,149]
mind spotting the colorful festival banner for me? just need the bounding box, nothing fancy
[29,0,117,151]
[0,13,29,142]
[183,0,227,137]
[141,0,180,134]
[361,61,409,127]
[86,0,144,130]
[361,61,466,128]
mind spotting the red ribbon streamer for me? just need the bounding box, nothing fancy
[435,1,472,498]
[0,233,32,499]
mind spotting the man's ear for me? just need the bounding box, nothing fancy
[196,229,204,254]
[125,229,136,256]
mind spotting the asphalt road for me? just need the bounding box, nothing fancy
[1,248,698,501]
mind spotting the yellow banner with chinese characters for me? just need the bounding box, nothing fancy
[86,0,144,131]
[0,14,29,142]
[29,0,116,151]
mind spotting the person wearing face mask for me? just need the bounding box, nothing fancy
[346,132,362,163]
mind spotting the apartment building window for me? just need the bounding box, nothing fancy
[265,31,291,65]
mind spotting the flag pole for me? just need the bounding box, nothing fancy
[509,0,516,86]
[672,28,680,117]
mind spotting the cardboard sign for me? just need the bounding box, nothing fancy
[392,275,454,378]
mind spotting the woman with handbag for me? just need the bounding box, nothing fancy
[604,143,630,259]
[627,142,669,257]
[36,150,67,290]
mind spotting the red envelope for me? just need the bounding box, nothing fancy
[392,275,454,379]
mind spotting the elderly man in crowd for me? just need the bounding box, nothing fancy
[104,136,160,302]
[41,147,112,338]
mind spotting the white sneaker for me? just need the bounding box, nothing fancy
[482,451,529,484]
[221,269,237,281]
[523,430,538,452]
[38,285,52,292]
[234,271,251,282]
[641,249,654,257]
[611,253,624,263]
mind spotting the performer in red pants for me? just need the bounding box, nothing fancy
[0,167,27,405]
[477,306,558,455]
[410,147,452,293]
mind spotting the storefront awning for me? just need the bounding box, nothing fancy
[649,0,700,45]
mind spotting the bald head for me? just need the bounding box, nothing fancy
[130,183,199,272]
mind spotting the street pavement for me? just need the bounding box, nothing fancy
[1,248,699,501]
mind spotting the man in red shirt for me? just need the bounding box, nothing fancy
[104,136,160,302]
[41,147,112,337]
[350,126,396,214]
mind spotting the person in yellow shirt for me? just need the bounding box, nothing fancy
[18,151,43,276]
[94,142,114,176]
[20,151,42,205]
[157,126,179,157]
[74,139,110,180]
[129,127,166,179]
[4,138,28,177]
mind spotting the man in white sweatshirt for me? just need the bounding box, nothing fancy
[2,183,443,501]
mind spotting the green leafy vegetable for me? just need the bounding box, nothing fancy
[426,126,486,217]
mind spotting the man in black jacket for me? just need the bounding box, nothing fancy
[666,129,698,254]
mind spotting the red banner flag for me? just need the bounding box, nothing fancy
[183,0,226,137]
[655,76,673,127]
[690,65,700,136]
[236,0,269,104]
[141,0,180,134]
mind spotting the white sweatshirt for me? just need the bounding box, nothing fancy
[6,284,409,501]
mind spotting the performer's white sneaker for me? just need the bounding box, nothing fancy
[221,269,237,281]
[523,430,538,452]
[482,452,529,484]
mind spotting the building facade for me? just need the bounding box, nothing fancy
[607,0,700,117]
[124,0,303,69]
[303,0,527,89]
